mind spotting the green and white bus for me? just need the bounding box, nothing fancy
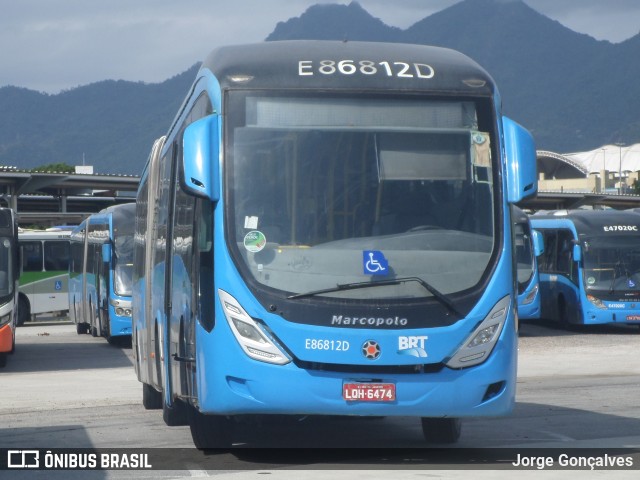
[18,229,72,325]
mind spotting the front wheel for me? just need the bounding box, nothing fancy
[17,295,30,327]
[421,418,461,444]
[188,405,233,450]
[163,396,188,426]
[142,383,162,410]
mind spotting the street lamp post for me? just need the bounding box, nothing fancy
[615,142,625,194]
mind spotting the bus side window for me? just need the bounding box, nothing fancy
[22,241,43,272]
[540,231,556,273]
[556,230,574,276]
[195,198,214,332]
[44,241,70,271]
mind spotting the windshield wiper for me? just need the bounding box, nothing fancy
[287,277,462,317]
[609,248,631,294]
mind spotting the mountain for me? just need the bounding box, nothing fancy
[0,64,199,175]
[267,0,640,153]
[1,0,639,174]
[267,2,401,42]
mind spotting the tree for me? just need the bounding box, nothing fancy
[30,163,76,173]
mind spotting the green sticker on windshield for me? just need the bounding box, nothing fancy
[244,230,266,253]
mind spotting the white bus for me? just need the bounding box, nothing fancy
[18,228,72,325]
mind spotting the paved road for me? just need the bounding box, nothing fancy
[1,319,639,478]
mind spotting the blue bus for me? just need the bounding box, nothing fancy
[0,208,19,368]
[132,41,537,447]
[512,206,543,321]
[531,209,640,327]
[69,203,135,342]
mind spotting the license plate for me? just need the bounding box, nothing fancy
[627,315,640,321]
[343,382,396,402]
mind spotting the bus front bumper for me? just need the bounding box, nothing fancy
[196,327,517,418]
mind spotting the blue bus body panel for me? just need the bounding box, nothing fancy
[193,200,518,417]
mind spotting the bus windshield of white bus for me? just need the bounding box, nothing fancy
[227,94,496,300]
[0,237,13,297]
[582,236,640,295]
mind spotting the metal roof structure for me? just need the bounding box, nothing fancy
[537,144,640,179]
[0,167,139,226]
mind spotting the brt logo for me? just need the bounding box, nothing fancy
[398,335,428,358]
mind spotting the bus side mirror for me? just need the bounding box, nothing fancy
[182,114,220,202]
[102,243,111,263]
[572,244,582,263]
[503,117,537,203]
[532,229,544,257]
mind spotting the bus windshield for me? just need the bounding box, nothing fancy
[582,235,640,294]
[514,222,534,293]
[227,93,496,300]
[113,230,134,297]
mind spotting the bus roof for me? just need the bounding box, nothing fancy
[531,209,640,236]
[201,41,496,96]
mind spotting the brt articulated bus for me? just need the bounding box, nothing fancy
[0,208,19,368]
[18,229,71,325]
[531,209,640,328]
[132,41,537,447]
[512,207,543,321]
[69,203,135,341]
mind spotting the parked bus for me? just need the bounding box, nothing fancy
[17,228,72,325]
[531,209,640,327]
[512,207,543,321]
[69,203,135,341]
[0,208,19,367]
[132,41,537,447]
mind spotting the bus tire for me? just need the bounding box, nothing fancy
[558,297,571,329]
[163,396,188,426]
[188,406,233,450]
[421,417,461,444]
[17,295,30,327]
[142,383,162,410]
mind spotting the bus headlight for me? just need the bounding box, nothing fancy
[445,295,510,369]
[111,299,132,317]
[0,312,11,328]
[586,295,606,309]
[218,289,290,365]
[521,285,538,305]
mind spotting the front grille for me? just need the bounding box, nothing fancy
[294,359,444,375]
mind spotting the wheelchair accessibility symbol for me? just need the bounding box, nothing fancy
[54,280,62,291]
[363,250,389,276]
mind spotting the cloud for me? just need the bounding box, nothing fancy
[1,0,638,93]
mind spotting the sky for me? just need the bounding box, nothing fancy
[1,0,639,94]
